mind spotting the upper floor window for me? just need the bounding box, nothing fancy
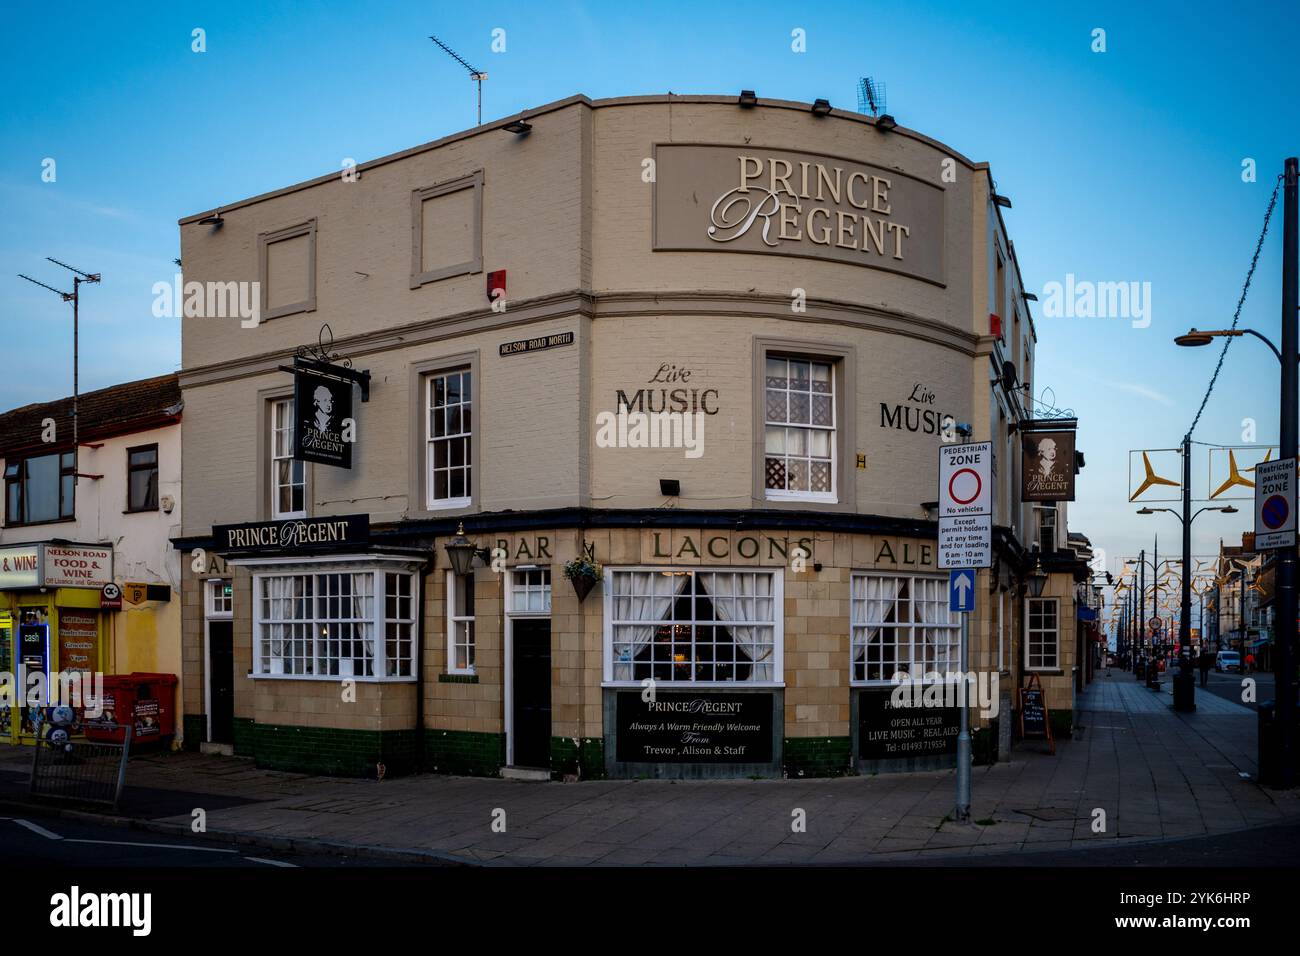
[1035,504,1057,553]
[126,444,159,513]
[4,451,75,525]
[272,398,305,519]
[764,357,835,501]
[426,369,472,509]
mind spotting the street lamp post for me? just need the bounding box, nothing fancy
[1174,156,1297,786]
[1136,498,1238,711]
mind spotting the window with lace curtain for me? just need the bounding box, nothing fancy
[605,569,781,684]
[850,572,960,684]
[255,568,416,679]
[763,357,836,501]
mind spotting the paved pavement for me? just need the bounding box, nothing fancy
[2,671,1296,866]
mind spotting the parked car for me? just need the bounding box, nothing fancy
[1215,650,1242,673]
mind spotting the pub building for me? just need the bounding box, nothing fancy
[174,93,1092,779]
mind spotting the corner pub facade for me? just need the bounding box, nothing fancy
[175,93,1090,780]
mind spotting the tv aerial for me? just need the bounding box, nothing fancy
[430,33,487,126]
[857,77,887,117]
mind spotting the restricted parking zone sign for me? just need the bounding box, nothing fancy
[938,441,993,569]
[1255,456,1296,550]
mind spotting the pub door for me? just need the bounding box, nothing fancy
[510,619,552,769]
[208,621,235,745]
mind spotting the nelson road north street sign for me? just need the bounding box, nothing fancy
[938,441,993,569]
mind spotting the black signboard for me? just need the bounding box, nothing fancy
[857,690,960,760]
[1017,673,1055,753]
[294,368,353,468]
[212,514,370,554]
[499,330,575,357]
[615,692,772,763]
[1019,688,1047,737]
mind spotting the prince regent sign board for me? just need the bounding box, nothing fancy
[213,515,370,554]
[616,693,773,763]
[653,145,946,285]
[294,368,353,468]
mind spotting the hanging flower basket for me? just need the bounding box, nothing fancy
[563,551,602,603]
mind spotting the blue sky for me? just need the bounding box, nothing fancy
[1,0,1296,576]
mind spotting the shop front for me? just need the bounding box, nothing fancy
[0,543,111,744]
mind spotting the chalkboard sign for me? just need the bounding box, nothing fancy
[1017,673,1055,754]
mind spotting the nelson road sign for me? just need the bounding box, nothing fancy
[1255,456,1296,550]
[938,441,992,569]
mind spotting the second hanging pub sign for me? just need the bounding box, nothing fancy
[294,368,354,468]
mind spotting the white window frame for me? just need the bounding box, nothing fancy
[1035,503,1057,553]
[271,397,306,520]
[1025,596,1060,671]
[245,555,420,682]
[507,567,551,615]
[205,579,233,619]
[601,567,784,688]
[425,369,472,510]
[446,569,476,675]
[763,357,837,504]
[850,571,961,687]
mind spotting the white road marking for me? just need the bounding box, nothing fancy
[65,838,237,853]
[14,819,63,840]
[244,856,297,867]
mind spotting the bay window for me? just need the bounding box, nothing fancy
[252,562,418,679]
[851,572,960,684]
[605,569,780,684]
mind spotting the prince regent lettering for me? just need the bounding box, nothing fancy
[214,515,368,552]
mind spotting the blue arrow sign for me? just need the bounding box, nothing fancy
[949,569,976,613]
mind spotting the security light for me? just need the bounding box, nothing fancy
[738,90,758,108]
[875,113,897,131]
[502,119,532,135]
[660,479,681,497]
[811,98,832,116]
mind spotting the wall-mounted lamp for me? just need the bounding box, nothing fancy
[875,114,897,132]
[921,500,939,521]
[1027,558,1048,598]
[444,522,491,576]
[993,194,1012,208]
[502,119,532,135]
[660,478,681,497]
[1023,292,1038,302]
[811,98,832,117]
[198,211,224,226]
[738,90,758,108]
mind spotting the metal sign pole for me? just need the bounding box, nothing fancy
[956,608,971,822]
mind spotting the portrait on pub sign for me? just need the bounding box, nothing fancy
[293,369,353,468]
[1021,430,1076,502]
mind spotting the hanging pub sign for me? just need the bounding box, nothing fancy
[294,367,353,468]
[278,324,372,470]
[1021,428,1077,502]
